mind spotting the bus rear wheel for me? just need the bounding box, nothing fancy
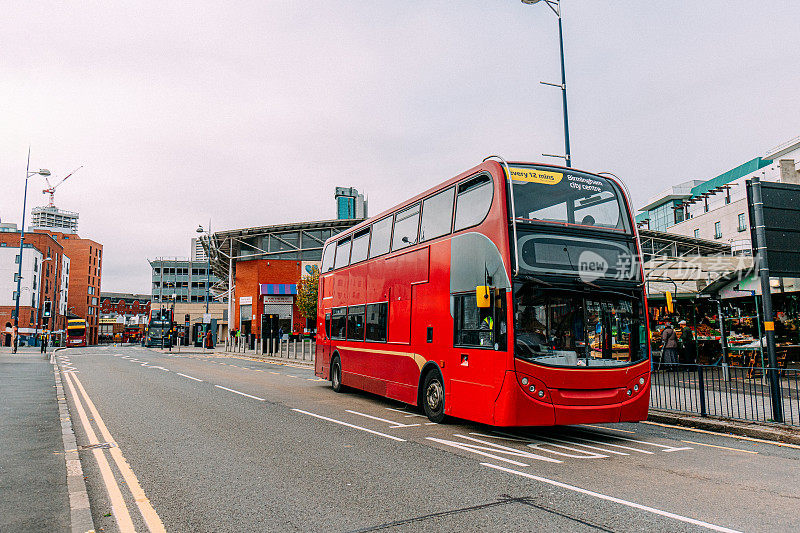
[422,371,445,423]
[330,355,343,393]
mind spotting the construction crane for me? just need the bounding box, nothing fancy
[42,166,83,207]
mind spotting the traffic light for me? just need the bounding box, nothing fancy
[185,314,190,323]
[43,300,52,318]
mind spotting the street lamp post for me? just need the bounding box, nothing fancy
[522,0,572,167]
[13,149,50,352]
[196,223,212,347]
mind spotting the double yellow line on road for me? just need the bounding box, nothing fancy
[62,369,166,532]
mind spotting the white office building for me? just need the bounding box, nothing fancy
[0,246,44,310]
[637,136,800,254]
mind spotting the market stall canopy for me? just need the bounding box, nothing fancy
[645,256,754,298]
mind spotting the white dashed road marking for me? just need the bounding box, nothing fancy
[293,409,406,442]
[214,385,265,401]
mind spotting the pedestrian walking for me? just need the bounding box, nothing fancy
[12,325,18,353]
[205,329,212,349]
[661,323,679,369]
[40,333,48,354]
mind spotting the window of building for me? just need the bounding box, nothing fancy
[392,203,421,251]
[350,228,370,264]
[454,175,493,231]
[334,237,351,270]
[346,305,365,340]
[694,229,699,239]
[365,302,388,342]
[330,307,346,339]
[714,221,722,239]
[420,187,455,242]
[369,217,392,258]
[738,213,746,232]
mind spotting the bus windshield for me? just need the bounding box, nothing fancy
[510,166,629,232]
[68,327,86,337]
[513,282,647,368]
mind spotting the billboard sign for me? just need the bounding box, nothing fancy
[747,180,800,277]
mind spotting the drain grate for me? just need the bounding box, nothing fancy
[78,442,116,450]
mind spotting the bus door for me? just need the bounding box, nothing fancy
[449,289,507,421]
[321,311,332,374]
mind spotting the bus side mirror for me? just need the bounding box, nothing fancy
[476,286,491,308]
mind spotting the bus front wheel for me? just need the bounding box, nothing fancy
[422,371,445,423]
[330,355,343,393]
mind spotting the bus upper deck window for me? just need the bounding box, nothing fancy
[334,237,351,270]
[321,244,335,272]
[454,175,493,231]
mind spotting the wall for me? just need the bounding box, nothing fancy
[233,259,302,336]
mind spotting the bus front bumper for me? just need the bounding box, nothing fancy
[492,371,650,427]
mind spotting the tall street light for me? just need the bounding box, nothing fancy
[14,148,50,333]
[522,0,572,167]
[196,223,212,339]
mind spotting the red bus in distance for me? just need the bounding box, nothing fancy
[315,158,649,426]
[67,318,88,347]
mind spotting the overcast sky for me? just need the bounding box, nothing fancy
[2,1,799,293]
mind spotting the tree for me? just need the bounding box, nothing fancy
[296,266,319,324]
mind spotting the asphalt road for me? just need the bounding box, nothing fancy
[56,345,800,532]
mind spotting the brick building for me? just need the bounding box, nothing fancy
[36,230,103,345]
[211,220,361,340]
[0,231,67,345]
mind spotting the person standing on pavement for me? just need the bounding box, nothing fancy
[679,320,695,365]
[12,325,18,353]
[661,323,679,369]
[40,332,48,354]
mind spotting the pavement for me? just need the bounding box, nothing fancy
[51,345,800,531]
[0,347,72,532]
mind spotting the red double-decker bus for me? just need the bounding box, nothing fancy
[315,158,650,426]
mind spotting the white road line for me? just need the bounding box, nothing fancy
[345,410,421,428]
[482,463,742,533]
[385,407,427,418]
[580,424,637,434]
[581,432,692,453]
[476,432,630,457]
[214,385,266,401]
[69,373,166,533]
[292,409,406,442]
[62,372,135,532]
[176,373,203,382]
[681,440,758,454]
[564,434,654,454]
[641,421,800,450]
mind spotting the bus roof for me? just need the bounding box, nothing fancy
[322,159,626,246]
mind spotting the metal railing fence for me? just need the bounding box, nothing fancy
[224,336,315,362]
[650,364,799,426]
